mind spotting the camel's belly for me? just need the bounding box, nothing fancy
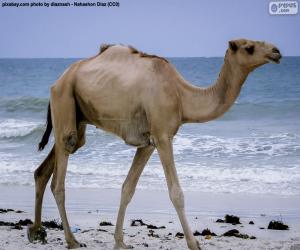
[95,117,150,147]
[77,98,151,147]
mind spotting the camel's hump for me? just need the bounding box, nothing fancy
[98,43,168,63]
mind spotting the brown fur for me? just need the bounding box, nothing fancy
[100,43,168,63]
[99,43,114,54]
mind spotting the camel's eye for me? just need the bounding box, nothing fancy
[245,46,254,55]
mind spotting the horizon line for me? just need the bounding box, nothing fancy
[0,55,299,59]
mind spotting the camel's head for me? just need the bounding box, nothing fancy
[226,39,281,70]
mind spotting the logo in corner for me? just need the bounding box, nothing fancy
[269,0,298,15]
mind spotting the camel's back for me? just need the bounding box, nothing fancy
[77,44,172,86]
[74,45,181,113]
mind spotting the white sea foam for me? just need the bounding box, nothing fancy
[0,119,43,139]
[173,132,300,157]
[0,158,299,195]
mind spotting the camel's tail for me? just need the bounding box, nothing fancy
[38,103,52,151]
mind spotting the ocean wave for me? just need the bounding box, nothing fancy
[0,97,48,113]
[0,163,299,195]
[0,117,298,159]
[173,133,300,158]
[0,119,44,139]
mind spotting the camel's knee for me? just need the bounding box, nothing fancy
[50,180,56,195]
[71,123,86,154]
[169,185,185,210]
[121,181,135,205]
[77,135,86,149]
[50,175,64,194]
[71,136,85,154]
[34,167,43,183]
[34,164,51,183]
[63,131,78,153]
[34,153,54,184]
[34,168,47,201]
[51,181,65,202]
[34,168,48,194]
[52,187,65,197]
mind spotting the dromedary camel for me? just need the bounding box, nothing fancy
[27,39,281,250]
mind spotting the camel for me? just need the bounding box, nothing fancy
[27,39,281,250]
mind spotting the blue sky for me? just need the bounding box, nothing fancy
[0,0,299,57]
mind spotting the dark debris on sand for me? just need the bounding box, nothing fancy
[148,229,160,238]
[223,229,256,239]
[0,208,24,214]
[18,219,33,225]
[81,229,93,233]
[193,230,201,236]
[42,220,63,230]
[175,232,184,239]
[268,220,289,230]
[0,218,63,232]
[223,229,239,236]
[0,221,15,227]
[194,228,217,236]
[0,219,32,230]
[216,214,241,225]
[131,219,166,229]
[99,221,114,226]
[131,219,147,226]
[0,219,33,229]
[147,224,166,229]
[13,224,23,230]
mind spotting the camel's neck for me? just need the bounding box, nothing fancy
[179,58,250,123]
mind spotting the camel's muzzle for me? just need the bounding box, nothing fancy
[266,47,282,64]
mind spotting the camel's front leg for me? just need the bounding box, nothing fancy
[156,136,201,250]
[114,145,155,249]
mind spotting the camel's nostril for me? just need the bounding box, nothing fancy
[272,47,280,54]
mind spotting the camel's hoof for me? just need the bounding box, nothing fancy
[67,241,87,249]
[113,241,134,249]
[196,240,201,250]
[188,239,201,250]
[27,224,47,243]
[27,224,35,242]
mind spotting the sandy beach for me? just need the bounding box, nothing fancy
[1,186,300,250]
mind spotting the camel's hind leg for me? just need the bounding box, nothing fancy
[114,145,154,249]
[28,124,86,243]
[28,147,55,242]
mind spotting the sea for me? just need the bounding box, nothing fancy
[0,57,299,196]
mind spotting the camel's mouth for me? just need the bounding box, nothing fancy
[266,53,282,64]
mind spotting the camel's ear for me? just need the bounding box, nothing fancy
[229,41,238,52]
